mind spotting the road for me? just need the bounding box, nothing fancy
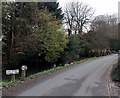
[18,54,118,96]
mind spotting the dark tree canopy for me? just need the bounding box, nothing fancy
[38,2,64,20]
[2,2,67,71]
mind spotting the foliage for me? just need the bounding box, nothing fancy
[32,9,68,62]
[56,35,92,64]
[2,2,40,69]
[38,2,64,20]
[66,35,81,60]
[2,2,67,70]
[88,15,118,50]
[110,38,120,51]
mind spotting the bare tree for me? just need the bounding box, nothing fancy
[64,6,74,36]
[87,14,118,50]
[90,14,118,38]
[64,1,94,36]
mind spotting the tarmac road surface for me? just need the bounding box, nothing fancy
[18,54,118,96]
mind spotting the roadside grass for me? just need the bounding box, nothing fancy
[0,80,20,87]
[1,55,110,87]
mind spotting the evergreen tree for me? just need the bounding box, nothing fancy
[2,2,67,70]
[38,2,64,20]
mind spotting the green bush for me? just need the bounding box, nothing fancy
[56,35,92,64]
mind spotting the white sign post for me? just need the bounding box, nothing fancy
[21,65,27,80]
[6,69,19,80]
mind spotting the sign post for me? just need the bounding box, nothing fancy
[21,65,27,80]
[11,74,15,80]
[6,69,19,80]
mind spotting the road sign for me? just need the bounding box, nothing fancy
[6,69,19,75]
[21,65,27,71]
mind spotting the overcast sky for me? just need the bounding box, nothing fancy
[58,0,119,16]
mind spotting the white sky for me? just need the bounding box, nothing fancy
[58,0,120,16]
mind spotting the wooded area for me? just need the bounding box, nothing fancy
[2,2,119,80]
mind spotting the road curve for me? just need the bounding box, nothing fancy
[18,54,118,96]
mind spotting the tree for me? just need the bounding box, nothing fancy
[2,2,38,70]
[38,2,64,20]
[90,14,118,38]
[57,34,91,64]
[2,2,68,70]
[88,14,118,51]
[110,38,120,51]
[2,2,16,69]
[31,9,67,62]
[64,1,94,35]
